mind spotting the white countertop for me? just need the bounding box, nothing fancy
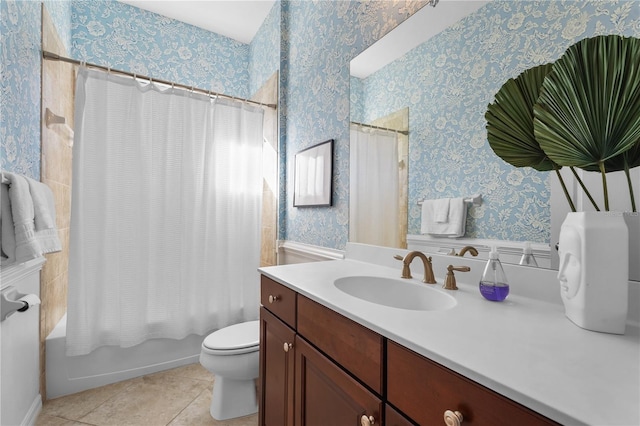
[259,244,640,426]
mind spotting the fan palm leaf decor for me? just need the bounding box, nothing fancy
[533,35,640,211]
[486,63,578,211]
[486,64,555,170]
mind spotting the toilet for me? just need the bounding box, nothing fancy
[199,320,260,420]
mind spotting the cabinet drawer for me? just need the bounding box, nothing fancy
[297,295,383,394]
[387,341,558,426]
[261,275,296,328]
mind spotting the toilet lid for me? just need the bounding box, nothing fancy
[203,320,260,351]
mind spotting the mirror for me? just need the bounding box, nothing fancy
[349,1,638,270]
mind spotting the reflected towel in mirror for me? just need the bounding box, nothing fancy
[420,197,466,237]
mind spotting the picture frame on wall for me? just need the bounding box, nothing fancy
[293,139,334,207]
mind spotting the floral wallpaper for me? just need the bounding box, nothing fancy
[71,0,250,98]
[351,0,640,244]
[3,0,638,251]
[43,0,72,52]
[249,2,281,96]
[1,0,42,179]
[281,0,428,249]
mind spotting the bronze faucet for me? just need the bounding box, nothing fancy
[443,265,471,290]
[457,246,479,257]
[393,251,436,284]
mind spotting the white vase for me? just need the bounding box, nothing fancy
[557,212,629,334]
[624,212,639,281]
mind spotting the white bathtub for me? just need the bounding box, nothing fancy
[46,314,211,398]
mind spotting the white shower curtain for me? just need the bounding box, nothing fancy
[349,125,400,248]
[66,68,264,356]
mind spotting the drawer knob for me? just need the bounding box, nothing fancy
[443,410,463,426]
[283,342,293,353]
[360,414,375,426]
[268,294,279,304]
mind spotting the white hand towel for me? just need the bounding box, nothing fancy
[2,171,61,263]
[433,198,450,223]
[1,182,16,262]
[25,175,61,254]
[420,197,467,237]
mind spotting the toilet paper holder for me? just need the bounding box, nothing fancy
[1,286,37,321]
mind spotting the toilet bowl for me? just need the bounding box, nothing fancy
[199,320,260,420]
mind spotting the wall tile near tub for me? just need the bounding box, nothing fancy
[41,5,75,401]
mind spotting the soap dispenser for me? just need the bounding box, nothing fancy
[479,247,509,301]
[519,242,538,267]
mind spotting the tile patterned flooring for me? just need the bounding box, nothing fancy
[36,363,258,426]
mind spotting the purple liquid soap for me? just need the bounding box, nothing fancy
[479,281,509,302]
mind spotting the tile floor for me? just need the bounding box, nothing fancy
[36,363,258,426]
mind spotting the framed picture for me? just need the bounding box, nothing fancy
[293,139,334,207]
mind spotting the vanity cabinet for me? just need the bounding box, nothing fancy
[259,274,558,426]
[260,276,381,426]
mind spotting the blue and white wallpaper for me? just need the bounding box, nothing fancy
[2,0,639,251]
[352,1,640,244]
[282,0,428,249]
[249,1,281,96]
[1,0,42,179]
[71,0,250,98]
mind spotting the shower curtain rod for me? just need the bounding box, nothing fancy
[351,121,409,136]
[42,51,277,110]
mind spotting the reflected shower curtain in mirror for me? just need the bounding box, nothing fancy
[66,68,264,356]
[349,125,400,248]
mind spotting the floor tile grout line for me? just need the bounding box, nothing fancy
[165,387,210,426]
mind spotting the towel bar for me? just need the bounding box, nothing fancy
[417,194,482,207]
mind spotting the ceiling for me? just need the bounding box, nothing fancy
[351,0,488,78]
[119,0,276,44]
[119,0,487,77]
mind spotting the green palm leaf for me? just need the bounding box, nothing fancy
[533,35,640,172]
[486,63,555,171]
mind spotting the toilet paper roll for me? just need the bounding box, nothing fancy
[18,294,41,309]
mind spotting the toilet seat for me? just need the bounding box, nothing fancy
[202,320,260,355]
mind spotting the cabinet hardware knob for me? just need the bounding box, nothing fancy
[283,342,293,352]
[268,295,279,304]
[360,414,375,426]
[443,410,463,426]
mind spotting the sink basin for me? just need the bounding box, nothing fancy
[334,276,457,311]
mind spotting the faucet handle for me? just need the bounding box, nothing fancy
[443,265,471,290]
[393,254,404,261]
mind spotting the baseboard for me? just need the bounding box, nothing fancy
[22,394,42,426]
[277,240,345,265]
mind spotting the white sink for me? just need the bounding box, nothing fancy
[334,276,457,311]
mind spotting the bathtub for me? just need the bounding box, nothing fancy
[46,314,212,398]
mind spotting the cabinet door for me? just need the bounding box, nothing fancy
[295,335,382,426]
[259,307,295,426]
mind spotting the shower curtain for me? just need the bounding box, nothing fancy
[66,68,264,356]
[349,125,400,248]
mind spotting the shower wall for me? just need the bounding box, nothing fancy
[40,5,75,400]
[252,72,279,267]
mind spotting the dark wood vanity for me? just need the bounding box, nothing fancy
[258,275,558,426]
